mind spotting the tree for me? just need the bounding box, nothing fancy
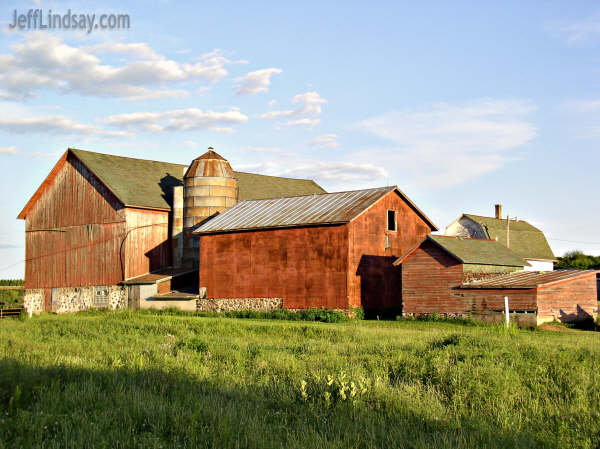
[555,250,600,270]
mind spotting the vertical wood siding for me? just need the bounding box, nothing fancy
[24,154,126,289]
[123,208,171,280]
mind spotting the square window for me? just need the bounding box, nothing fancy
[387,210,397,232]
[94,287,109,307]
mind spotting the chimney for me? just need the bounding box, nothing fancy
[494,204,502,219]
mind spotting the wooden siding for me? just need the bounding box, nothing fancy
[25,154,126,290]
[123,208,171,280]
[536,275,597,321]
[348,190,432,310]
[401,240,466,315]
[199,225,349,309]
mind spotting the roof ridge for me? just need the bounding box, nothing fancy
[464,213,529,223]
[231,186,395,203]
[69,147,187,168]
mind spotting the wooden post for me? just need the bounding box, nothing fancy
[504,296,510,328]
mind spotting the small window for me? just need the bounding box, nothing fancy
[94,287,109,307]
[387,210,397,232]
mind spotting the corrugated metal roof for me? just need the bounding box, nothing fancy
[428,235,528,267]
[463,214,555,261]
[461,270,597,289]
[195,186,400,233]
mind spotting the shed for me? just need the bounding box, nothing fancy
[395,235,528,317]
[195,186,437,311]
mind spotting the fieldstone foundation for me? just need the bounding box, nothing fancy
[52,286,128,313]
[196,297,283,313]
[23,289,44,314]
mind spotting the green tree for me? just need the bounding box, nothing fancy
[555,250,600,270]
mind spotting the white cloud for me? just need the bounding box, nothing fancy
[559,15,600,44]
[285,118,320,127]
[308,133,339,149]
[0,33,235,100]
[268,99,277,107]
[102,107,248,133]
[261,90,327,127]
[183,140,199,148]
[0,146,20,154]
[280,161,387,183]
[357,99,537,188]
[234,68,282,95]
[0,115,128,137]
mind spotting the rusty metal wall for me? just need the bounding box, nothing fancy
[347,190,432,310]
[24,154,127,289]
[199,225,349,309]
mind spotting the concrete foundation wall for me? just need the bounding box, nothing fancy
[23,289,44,314]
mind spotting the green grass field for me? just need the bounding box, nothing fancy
[1,311,599,448]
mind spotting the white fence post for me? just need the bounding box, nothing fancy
[504,296,510,328]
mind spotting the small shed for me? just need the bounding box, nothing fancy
[395,235,597,324]
[461,270,598,324]
[395,235,528,317]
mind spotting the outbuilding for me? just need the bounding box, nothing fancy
[195,186,437,312]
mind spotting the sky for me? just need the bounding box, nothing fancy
[1,0,600,278]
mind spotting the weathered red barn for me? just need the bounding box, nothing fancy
[19,148,325,312]
[195,186,437,311]
[395,235,598,324]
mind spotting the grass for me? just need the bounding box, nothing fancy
[0,289,23,309]
[1,311,599,448]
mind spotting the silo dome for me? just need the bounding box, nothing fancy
[182,147,238,266]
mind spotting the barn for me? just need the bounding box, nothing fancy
[195,186,437,312]
[19,148,325,312]
[395,235,597,324]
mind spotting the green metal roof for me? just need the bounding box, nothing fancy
[428,235,529,267]
[70,148,326,210]
[463,214,555,261]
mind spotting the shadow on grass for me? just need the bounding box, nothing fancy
[0,358,550,449]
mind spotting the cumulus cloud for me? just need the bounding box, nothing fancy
[0,33,235,100]
[235,68,282,95]
[261,90,326,127]
[0,115,128,137]
[308,133,339,149]
[102,107,248,133]
[357,99,537,188]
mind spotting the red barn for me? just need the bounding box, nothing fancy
[18,148,325,312]
[195,186,437,312]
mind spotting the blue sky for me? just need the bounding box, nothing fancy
[1,0,599,278]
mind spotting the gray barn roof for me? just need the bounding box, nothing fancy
[195,186,437,234]
[461,270,597,289]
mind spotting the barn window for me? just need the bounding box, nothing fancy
[94,287,109,307]
[387,210,397,232]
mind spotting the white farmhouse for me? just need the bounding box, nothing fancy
[445,204,556,271]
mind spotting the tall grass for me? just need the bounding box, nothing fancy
[1,311,599,448]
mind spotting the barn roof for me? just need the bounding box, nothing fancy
[460,269,597,289]
[18,148,326,218]
[394,235,528,267]
[195,186,438,234]
[462,214,555,262]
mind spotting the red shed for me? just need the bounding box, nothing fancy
[195,186,437,311]
[395,235,597,324]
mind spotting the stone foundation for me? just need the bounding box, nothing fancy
[23,289,44,314]
[196,297,283,313]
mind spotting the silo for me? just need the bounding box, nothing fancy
[182,148,238,267]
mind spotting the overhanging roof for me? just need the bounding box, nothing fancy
[18,148,326,218]
[195,186,438,234]
[394,235,528,267]
[460,269,597,289]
